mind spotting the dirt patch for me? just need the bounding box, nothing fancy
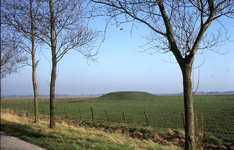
[203,144,229,150]
[124,130,185,147]
[125,131,231,150]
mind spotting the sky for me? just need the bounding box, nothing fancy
[1,16,234,96]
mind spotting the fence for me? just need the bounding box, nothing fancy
[1,100,184,129]
[1,94,234,132]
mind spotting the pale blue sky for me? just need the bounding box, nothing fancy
[1,17,234,96]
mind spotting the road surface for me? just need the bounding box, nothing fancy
[0,131,46,150]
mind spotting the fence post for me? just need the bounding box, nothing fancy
[41,105,45,115]
[30,103,33,111]
[144,110,149,126]
[79,109,81,118]
[122,111,127,124]
[91,107,94,120]
[64,106,68,118]
[105,109,110,121]
[182,113,185,130]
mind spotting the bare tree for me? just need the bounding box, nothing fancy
[39,0,99,129]
[0,27,28,114]
[1,0,45,123]
[90,0,234,149]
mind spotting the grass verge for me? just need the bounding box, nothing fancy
[1,110,182,150]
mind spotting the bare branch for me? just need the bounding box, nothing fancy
[90,0,233,65]
[1,28,28,79]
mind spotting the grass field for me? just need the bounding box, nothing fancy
[1,112,181,150]
[2,91,234,147]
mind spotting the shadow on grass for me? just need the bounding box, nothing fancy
[0,120,79,150]
[1,120,47,139]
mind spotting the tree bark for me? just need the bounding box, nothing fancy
[0,87,2,116]
[182,64,196,150]
[49,0,56,129]
[32,45,39,123]
[30,0,39,123]
[49,54,56,129]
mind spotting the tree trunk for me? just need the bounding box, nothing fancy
[49,0,56,129]
[182,64,196,150]
[30,0,38,123]
[49,56,56,129]
[0,87,2,116]
[32,48,38,123]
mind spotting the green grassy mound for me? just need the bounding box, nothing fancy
[97,91,158,100]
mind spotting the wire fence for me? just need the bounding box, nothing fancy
[1,100,184,128]
[2,94,234,132]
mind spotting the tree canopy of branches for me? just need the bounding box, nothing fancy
[40,0,99,62]
[1,28,28,80]
[1,0,46,123]
[90,0,234,149]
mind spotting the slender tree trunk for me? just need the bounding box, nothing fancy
[49,0,56,129]
[0,0,2,117]
[49,55,56,129]
[32,48,38,123]
[30,0,38,123]
[182,64,196,150]
[0,87,2,117]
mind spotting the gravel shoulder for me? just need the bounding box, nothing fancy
[0,131,46,150]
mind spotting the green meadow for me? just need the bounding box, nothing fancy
[2,91,234,147]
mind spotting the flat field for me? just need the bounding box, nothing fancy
[2,92,234,146]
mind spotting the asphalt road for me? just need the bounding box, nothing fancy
[0,131,46,150]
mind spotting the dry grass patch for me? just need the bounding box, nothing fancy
[1,110,182,150]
